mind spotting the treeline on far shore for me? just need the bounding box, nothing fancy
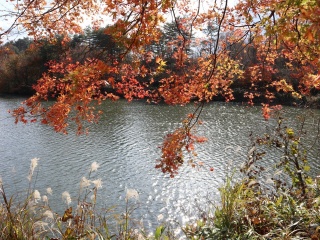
[0,24,317,107]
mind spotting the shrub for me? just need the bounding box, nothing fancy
[184,116,320,239]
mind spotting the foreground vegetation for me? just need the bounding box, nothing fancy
[184,116,320,239]
[1,116,319,240]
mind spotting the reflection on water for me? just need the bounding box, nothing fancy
[1,96,320,231]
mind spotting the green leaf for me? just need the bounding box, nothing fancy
[155,225,165,240]
[305,177,313,185]
[197,220,204,227]
[303,165,310,172]
[276,195,283,207]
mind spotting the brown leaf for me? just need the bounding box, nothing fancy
[62,207,73,222]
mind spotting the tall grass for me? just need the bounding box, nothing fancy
[0,159,173,239]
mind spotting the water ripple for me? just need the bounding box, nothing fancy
[1,98,320,233]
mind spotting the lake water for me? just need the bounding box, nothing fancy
[1,96,319,234]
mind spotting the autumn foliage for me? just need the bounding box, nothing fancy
[1,0,320,176]
[156,110,208,177]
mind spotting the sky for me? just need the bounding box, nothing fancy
[0,0,238,42]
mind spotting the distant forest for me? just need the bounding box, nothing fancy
[0,23,313,106]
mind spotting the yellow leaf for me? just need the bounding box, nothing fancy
[286,128,294,138]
